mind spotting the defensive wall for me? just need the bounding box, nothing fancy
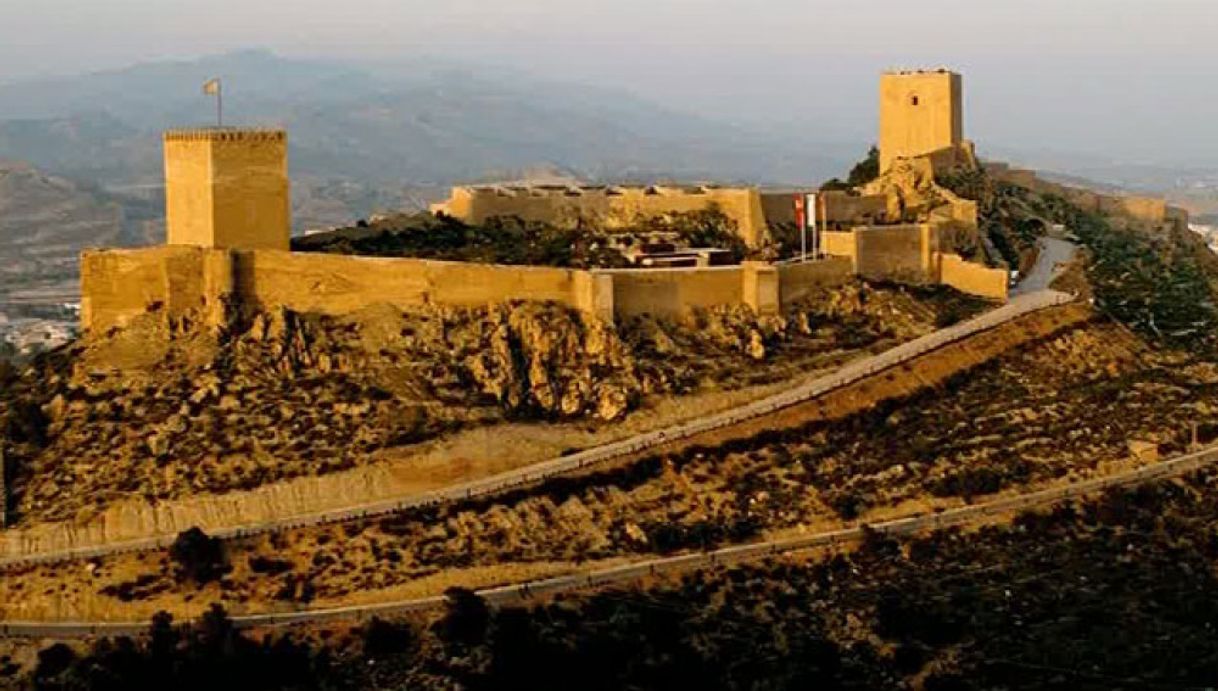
[984,162,1190,232]
[821,223,1010,300]
[431,184,771,248]
[80,247,860,332]
[758,190,890,229]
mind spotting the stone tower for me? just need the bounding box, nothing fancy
[164,128,290,250]
[878,70,963,173]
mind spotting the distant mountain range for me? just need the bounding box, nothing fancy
[0,50,868,302]
[0,160,160,298]
[0,50,855,190]
[0,50,865,284]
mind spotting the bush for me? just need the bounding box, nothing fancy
[847,146,881,187]
[436,587,490,650]
[169,527,229,584]
[361,617,416,659]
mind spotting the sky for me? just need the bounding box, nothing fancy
[1,0,1215,166]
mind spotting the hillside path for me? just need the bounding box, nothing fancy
[3,436,1214,638]
[0,289,1074,568]
[1013,236,1077,295]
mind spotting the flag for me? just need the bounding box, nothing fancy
[202,78,220,96]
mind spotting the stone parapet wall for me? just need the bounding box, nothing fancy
[433,184,771,248]
[984,162,1188,231]
[776,257,854,305]
[81,249,859,330]
[230,250,609,319]
[818,223,1007,300]
[759,191,890,229]
[163,128,286,143]
[853,224,935,283]
[936,252,1009,300]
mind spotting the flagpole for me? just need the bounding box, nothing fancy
[217,80,223,127]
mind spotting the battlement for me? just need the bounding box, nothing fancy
[163,128,287,143]
[882,68,957,76]
[460,184,731,198]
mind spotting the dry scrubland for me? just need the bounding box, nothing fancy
[8,469,1218,690]
[0,281,977,525]
[6,314,1218,621]
[9,163,1218,688]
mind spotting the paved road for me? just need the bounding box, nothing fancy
[0,290,1075,570]
[1013,237,1077,296]
[5,439,1216,639]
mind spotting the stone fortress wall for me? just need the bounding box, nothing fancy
[84,70,1101,335]
[983,162,1190,233]
[431,184,771,248]
[80,246,857,332]
[820,223,1010,300]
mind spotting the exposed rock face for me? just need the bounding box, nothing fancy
[0,282,980,525]
[437,303,639,420]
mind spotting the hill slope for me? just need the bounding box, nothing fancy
[0,160,159,297]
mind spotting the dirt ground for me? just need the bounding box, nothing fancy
[6,315,1217,623]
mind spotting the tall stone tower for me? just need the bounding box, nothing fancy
[164,128,290,250]
[878,70,963,173]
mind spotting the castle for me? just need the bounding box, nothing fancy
[879,70,973,173]
[163,128,291,251]
[78,70,1180,334]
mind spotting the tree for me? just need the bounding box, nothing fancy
[847,145,881,187]
[436,587,490,650]
[169,527,229,584]
[819,177,851,192]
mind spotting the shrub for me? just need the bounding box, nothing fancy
[169,527,229,584]
[436,587,490,650]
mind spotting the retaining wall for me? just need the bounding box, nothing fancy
[937,252,1009,300]
[776,257,854,305]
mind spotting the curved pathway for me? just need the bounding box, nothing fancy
[4,439,1216,638]
[0,290,1074,569]
[1012,237,1077,296]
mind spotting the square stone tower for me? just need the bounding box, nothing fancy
[164,128,290,250]
[878,70,963,173]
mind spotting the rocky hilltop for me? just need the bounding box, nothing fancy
[0,281,977,524]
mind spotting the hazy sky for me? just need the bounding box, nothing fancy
[2,0,1215,166]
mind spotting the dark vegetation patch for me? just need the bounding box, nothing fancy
[291,209,749,268]
[941,167,1218,353]
[30,471,1218,689]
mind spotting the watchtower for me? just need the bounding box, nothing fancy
[878,70,963,173]
[163,128,290,250]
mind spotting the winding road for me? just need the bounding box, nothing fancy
[1012,236,1077,296]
